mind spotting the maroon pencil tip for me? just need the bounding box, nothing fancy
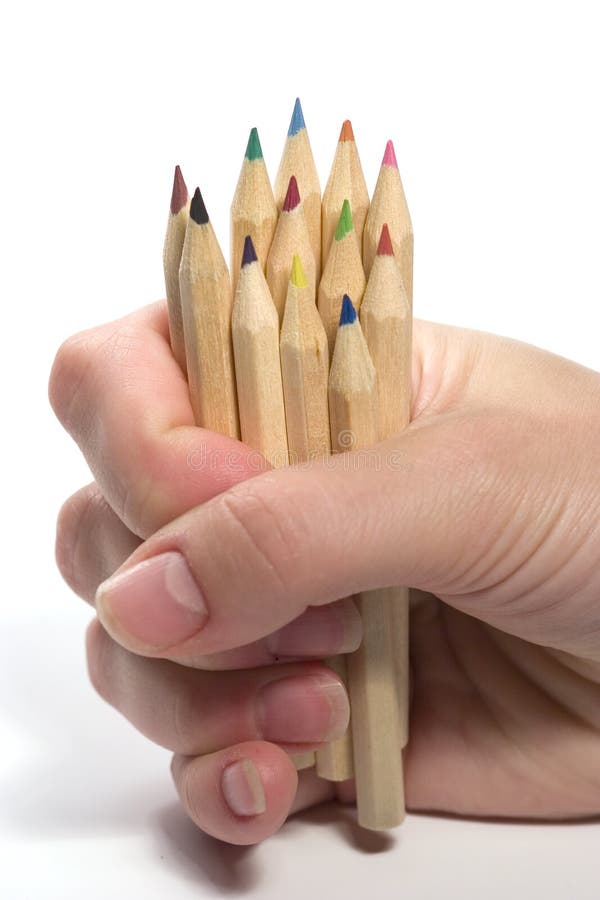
[283,175,301,212]
[170,165,188,214]
[377,224,394,256]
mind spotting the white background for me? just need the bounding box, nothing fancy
[1,0,600,897]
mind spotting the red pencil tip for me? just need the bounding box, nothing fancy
[377,224,394,256]
[170,165,188,214]
[339,120,354,142]
[283,175,301,212]
[382,140,398,168]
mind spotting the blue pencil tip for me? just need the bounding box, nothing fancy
[339,294,357,326]
[288,97,306,137]
[241,234,258,268]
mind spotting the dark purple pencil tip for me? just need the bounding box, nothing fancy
[242,234,258,268]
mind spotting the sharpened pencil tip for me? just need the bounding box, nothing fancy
[170,165,188,214]
[190,187,209,225]
[242,235,258,268]
[339,120,354,142]
[290,254,308,289]
[288,98,306,137]
[377,224,394,256]
[339,294,357,326]
[283,175,301,212]
[334,199,353,241]
[245,127,264,161]
[382,140,398,168]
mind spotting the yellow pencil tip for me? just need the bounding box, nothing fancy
[290,254,308,288]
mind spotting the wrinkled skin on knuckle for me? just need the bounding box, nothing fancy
[216,482,304,597]
[85,619,113,704]
[170,681,209,755]
[55,485,103,600]
[49,330,97,431]
[49,323,143,437]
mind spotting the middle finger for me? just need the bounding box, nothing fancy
[86,619,350,756]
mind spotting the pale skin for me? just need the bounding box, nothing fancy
[49,302,600,845]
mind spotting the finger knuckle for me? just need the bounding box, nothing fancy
[55,485,102,600]
[85,619,113,703]
[176,760,204,827]
[218,486,300,595]
[49,324,141,435]
[48,330,96,431]
[171,684,202,755]
[120,476,157,540]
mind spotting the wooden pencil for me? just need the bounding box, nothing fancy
[279,252,330,771]
[317,199,366,357]
[163,165,190,373]
[314,652,353,781]
[360,224,411,436]
[266,176,316,322]
[234,237,313,771]
[360,223,411,761]
[179,187,239,438]
[321,120,369,265]
[363,140,414,304]
[274,98,322,278]
[231,127,278,294]
[280,254,330,464]
[319,293,378,783]
[330,295,405,831]
[232,235,288,468]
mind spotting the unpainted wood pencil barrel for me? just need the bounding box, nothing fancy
[179,188,239,438]
[163,165,190,373]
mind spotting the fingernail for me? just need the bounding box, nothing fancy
[222,759,266,817]
[266,601,362,658]
[96,551,208,651]
[256,673,349,743]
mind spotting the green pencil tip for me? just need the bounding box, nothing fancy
[334,199,354,241]
[245,127,263,161]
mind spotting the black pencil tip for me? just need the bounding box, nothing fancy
[190,187,209,225]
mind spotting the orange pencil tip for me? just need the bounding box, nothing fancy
[339,119,355,142]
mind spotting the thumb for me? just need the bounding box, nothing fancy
[95,402,598,662]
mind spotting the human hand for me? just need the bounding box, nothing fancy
[50,302,600,844]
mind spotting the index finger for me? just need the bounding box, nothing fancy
[49,302,264,537]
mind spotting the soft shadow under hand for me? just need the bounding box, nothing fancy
[284,799,398,853]
[156,802,263,894]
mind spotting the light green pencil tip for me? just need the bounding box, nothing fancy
[290,254,308,288]
[334,199,354,241]
[245,127,263,161]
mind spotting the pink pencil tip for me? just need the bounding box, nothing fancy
[382,140,398,168]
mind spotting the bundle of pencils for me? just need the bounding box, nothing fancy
[163,99,413,831]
